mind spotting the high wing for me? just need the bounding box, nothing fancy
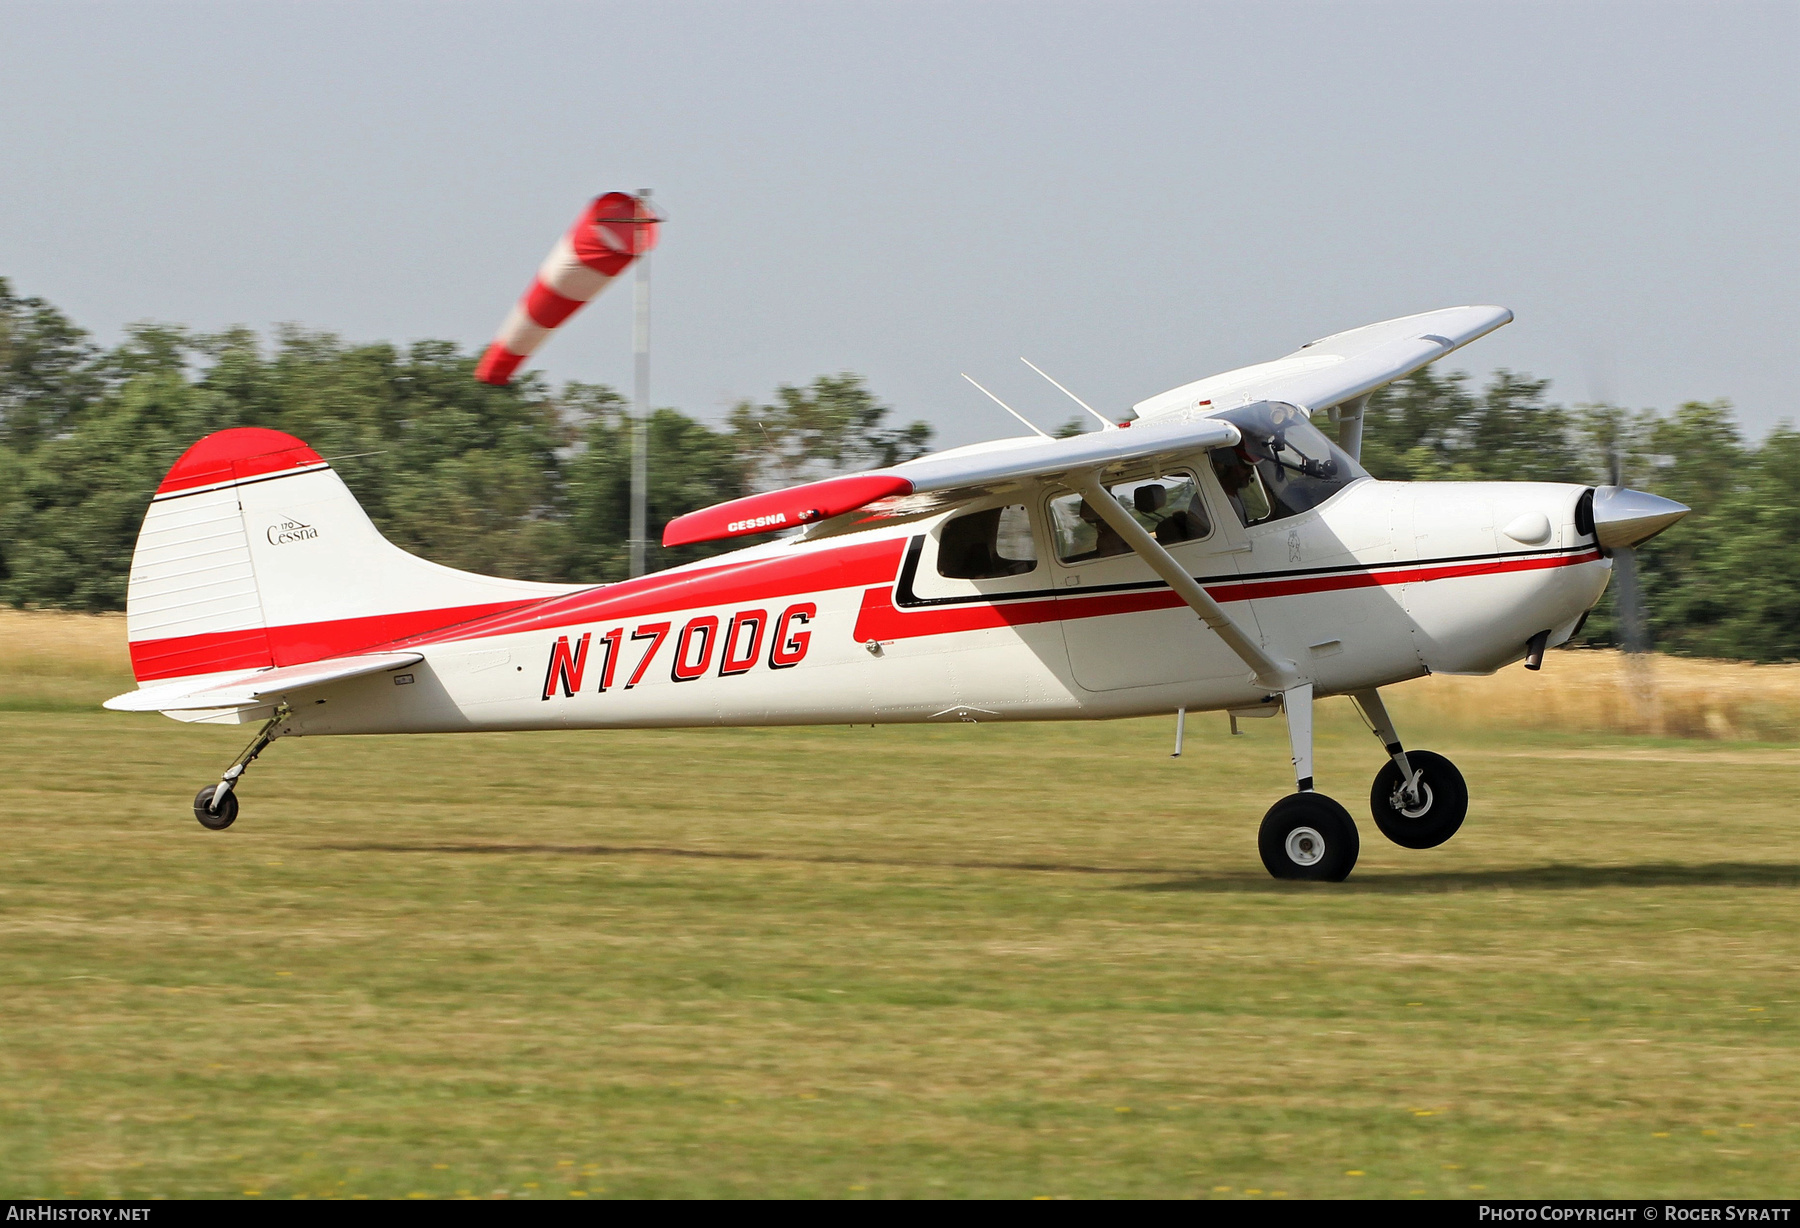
[104,651,425,713]
[664,305,1510,550]
[663,416,1243,548]
[1132,305,1512,421]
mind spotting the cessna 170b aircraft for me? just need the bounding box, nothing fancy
[106,304,1688,880]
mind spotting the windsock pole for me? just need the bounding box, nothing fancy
[629,191,652,578]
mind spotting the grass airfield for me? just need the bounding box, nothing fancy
[1,623,1797,1198]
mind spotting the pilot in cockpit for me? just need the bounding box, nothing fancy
[1211,447,1260,524]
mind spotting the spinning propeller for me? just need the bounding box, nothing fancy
[1591,456,1687,654]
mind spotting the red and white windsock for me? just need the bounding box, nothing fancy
[474,191,660,386]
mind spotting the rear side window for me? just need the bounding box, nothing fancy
[937,505,1038,579]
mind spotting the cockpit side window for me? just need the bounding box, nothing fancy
[936,504,1038,579]
[1210,449,1276,526]
[1208,401,1366,526]
[1048,471,1212,563]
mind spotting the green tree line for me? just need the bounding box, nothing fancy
[3,277,1793,661]
[0,278,932,609]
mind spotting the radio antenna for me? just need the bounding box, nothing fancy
[1021,357,1114,430]
[962,374,1051,439]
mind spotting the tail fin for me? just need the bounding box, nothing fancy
[127,428,580,683]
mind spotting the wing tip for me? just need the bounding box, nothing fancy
[662,474,915,549]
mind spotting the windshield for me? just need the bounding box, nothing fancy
[1210,401,1366,526]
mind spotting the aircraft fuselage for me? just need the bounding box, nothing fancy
[261,472,1608,738]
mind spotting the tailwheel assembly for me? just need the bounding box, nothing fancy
[1369,749,1467,849]
[192,705,288,831]
[1258,792,1360,881]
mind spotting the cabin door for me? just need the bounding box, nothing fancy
[1048,465,1261,692]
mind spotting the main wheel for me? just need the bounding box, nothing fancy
[1369,750,1467,849]
[193,786,238,831]
[1258,793,1359,881]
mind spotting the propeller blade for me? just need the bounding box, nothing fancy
[1611,545,1651,654]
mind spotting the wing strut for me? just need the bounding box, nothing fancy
[1330,394,1370,462]
[1067,471,1298,693]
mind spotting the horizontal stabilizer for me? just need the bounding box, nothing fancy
[104,651,424,713]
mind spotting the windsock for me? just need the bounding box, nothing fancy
[474,191,659,385]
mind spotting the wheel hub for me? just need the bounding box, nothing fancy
[1391,778,1434,819]
[1285,826,1327,866]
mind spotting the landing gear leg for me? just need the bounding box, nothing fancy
[1285,682,1315,793]
[1351,688,1419,804]
[1352,688,1467,849]
[1258,683,1360,881]
[193,705,288,831]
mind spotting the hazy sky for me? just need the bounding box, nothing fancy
[3,1,1794,447]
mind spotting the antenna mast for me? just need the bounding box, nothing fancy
[1020,358,1115,430]
[961,374,1050,439]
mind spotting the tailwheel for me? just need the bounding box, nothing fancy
[1369,750,1467,849]
[193,785,239,831]
[1258,792,1360,881]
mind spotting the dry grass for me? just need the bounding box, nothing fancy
[6,607,1798,741]
[0,608,129,675]
[0,608,132,711]
[1390,651,1800,743]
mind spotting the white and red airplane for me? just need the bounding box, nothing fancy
[106,305,1687,880]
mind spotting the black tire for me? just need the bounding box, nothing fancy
[1369,750,1467,849]
[1258,793,1359,881]
[194,786,238,831]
